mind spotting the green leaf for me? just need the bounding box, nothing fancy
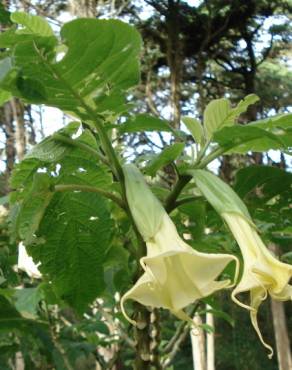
[199,323,214,334]
[119,114,173,133]
[178,200,206,239]
[16,74,47,102]
[0,3,12,25]
[25,122,80,162]
[0,18,142,121]
[229,94,259,120]
[213,124,285,153]
[251,113,292,129]
[204,95,259,140]
[0,58,12,82]
[10,123,110,194]
[145,143,184,177]
[0,195,8,206]
[11,11,54,37]
[29,192,114,312]
[16,173,54,244]
[281,251,292,264]
[200,305,234,327]
[0,90,11,106]
[203,98,231,139]
[182,117,204,144]
[10,158,41,191]
[55,131,112,188]
[234,165,292,198]
[249,113,292,150]
[13,287,44,319]
[0,295,47,333]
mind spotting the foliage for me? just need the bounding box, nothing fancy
[0,6,291,370]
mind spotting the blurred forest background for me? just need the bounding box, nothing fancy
[0,0,291,369]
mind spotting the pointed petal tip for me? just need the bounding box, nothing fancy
[231,290,256,312]
[120,294,137,326]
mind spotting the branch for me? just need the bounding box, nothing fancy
[161,304,199,367]
[164,174,192,213]
[174,196,203,208]
[256,34,274,67]
[162,326,189,368]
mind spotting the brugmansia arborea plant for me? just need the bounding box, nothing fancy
[121,164,239,325]
[0,9,291,367]
[191,169,292,358]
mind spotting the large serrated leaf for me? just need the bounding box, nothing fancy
[0,295,47,332]
[28,192,114,312]
[0,17,142,121]
[55,130,112,188]
[16,173,54,244]
[234,165,292,198]
[10,124,111,193]
[10,158,41,190]
[25,122,80,162]
[13,287,44,319]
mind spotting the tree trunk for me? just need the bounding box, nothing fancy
[1,103,15,192]
[206,306,215,370]
[165,0,183,129]
[134,303,152,370]
[11,98,26,161]
[270,300,292,370]
[191,314,206,370]
[269,244,292,370]
[69,0,98,17]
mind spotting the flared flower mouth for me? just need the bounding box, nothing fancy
[121,214,239,325]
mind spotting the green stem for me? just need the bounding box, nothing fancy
[164,175,192,213]
[174,196,203,209]
[195,139,211,164]
[44,302,74,370]
[194,146,225,169]
[165,146,226,212]
[54,184,125,209]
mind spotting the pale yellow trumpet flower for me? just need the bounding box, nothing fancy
[121,165,239,325]
[224,212,292,358]
[191,169,292,358]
